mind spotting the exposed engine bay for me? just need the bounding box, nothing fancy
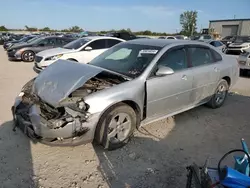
[13,71,127,145]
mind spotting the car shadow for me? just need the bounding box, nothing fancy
[93,93,250,188]
[0,121,38,188]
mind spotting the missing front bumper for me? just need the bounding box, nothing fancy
[12,99,99,146]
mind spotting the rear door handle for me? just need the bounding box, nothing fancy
[214,67,219,72]
[182,75,187,80]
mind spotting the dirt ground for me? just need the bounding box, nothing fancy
[0,47,250,188]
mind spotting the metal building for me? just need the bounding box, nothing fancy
[209,19,250,37]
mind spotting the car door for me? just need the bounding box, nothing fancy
[146,46,193,118]
[77,39,108,63]
[187,45,221,104]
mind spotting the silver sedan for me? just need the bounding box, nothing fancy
[12,39,239,150]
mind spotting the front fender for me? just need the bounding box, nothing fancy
[84,78,145,119]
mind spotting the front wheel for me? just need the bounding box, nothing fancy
[95,103,137,150]
[207,79,229,108]
[22,51,35,62]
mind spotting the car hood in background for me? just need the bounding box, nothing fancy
[229,42,250,47]
[34,60,104,107]
[37,48,76,57]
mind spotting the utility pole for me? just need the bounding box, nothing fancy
[234,15,236,19]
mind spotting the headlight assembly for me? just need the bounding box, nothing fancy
[45,54,63,61]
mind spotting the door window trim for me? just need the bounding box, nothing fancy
[147,45,189,79]
[186,44,218,68]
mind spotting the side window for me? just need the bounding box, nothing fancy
[189,47,214,67]
[211,49,223,62]
[156,48,188,72]
[210,41,216,46]
[167,37,175,39]
[40,38,56,46]
[215,41,223,47]
[106,39,122,48]
[57,38,68,45]
[87,39,107,50]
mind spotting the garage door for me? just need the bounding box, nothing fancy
[222,25,238,37]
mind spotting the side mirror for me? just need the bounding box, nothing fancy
[39,43,45,47]
[156,66,174,76]
[85,46,92,51]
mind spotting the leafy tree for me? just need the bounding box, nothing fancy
[68,26,83,32]
[180,10,197,36]
[40,27,51,31]
[25,25,38,32]
[0,26,8,31]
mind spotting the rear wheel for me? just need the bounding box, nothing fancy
[22,51,35,62]
[207,79,229,108]
[95,103,137,150]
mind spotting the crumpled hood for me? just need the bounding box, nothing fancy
[37,47,75,57]
[34,59,103,107]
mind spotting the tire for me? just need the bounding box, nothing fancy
[95,103,137,150]
[21,51,35,62]
[207,79,229,109]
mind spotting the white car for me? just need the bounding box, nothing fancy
[226,36,250,54]
[33,36,125,73]
[158,36,177,40]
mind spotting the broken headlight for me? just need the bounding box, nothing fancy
[67,99,89,113]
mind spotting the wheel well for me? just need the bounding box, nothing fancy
[115,101,141,128]
[67,58,78,62]
[222,76,231,86]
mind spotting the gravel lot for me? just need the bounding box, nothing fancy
[1,47,250,188]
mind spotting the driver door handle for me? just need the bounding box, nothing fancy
[182,75,187,80]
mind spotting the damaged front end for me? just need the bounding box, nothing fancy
[12,61,127,146]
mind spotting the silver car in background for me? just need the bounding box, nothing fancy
[12,39,239,150]
[238,49,250,71]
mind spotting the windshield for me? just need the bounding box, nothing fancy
[89,43,161,78]
[63,38,91,50]
[234,36,250,43]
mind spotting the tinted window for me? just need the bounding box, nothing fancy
[211,49,223,62]
[210,41,222,47]
[106,39,122,48]
[39,38,56,46]
[203,35,212,39]
[189,47,214,67]
[88,39,107,50]
[167,37,175,39]
[63,38,90,50]
[157,48,187,71]
[57,38,71,45]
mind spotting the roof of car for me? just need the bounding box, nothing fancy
[126,39,211,47]
[83,36,125,41]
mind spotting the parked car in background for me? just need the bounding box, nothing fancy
[33,36,125,73]
[190,34,213,42]
[12,39,238,149]
[158,36,177,39]
[106,31,137,40]
[237,49,250,72]
[7,36,74,62]
[205,40,225,52]
[3,35,36,50]
[175,35,188,40]
[221,36,236,45]
[225,36,250,55]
